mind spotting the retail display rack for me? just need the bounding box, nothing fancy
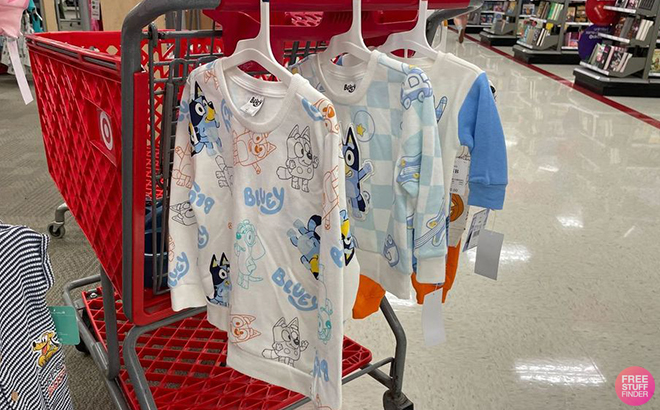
[458,0,504,32]
[479,0,525,46]
[574,0,660,96]
[512,0,590,63]
[26,0,481,409]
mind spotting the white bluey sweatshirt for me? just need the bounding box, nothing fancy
[167,59,359,409]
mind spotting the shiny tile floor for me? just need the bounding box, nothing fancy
[2,27,660,410]
[338,30,660,410]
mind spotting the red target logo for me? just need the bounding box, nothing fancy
[99,111,113,151]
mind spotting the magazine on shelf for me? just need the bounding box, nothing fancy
[651,50,660,73]
[522,3,535,14]
[566,7,576,22]
[575,5,587,22]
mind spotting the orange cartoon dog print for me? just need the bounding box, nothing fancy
[233,130,276,174]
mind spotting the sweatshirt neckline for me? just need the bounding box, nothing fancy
[214,59,303,134]
[313,50,381,105]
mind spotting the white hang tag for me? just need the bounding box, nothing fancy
[450,157,470,196]
[91,0,101,20]
[239,94,264,116]
[474,229,504,280]
[462,208,489,252]
[7,39,33,105]
[422,289,446,346]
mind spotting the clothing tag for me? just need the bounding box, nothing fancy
[462,208,489,252]
[450,158,470,196]
[7,40,33,105]
[48,306,80,345]
[474,229,504,280]
[91,0,101,19]
[343,82,357,93]
[422,289,446,346]
[239,94,264,116]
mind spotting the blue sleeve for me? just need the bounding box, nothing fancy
[458,72,508,210]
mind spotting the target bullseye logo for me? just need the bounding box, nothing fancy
[99,110,113,151]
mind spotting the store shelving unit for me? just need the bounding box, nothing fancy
[480,0,525,45]
[464,0,506,32]
[512,0,588,63]
[573,0,660,96]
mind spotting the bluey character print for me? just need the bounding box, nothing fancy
[172,143,193,189]
[206,253,231,306]
[302,98,324,122]
[234,220,266,288]
[322,166,339,230]
[262,317,308,368]
[215,155,234,191]
[170,201,196,226]
[189,82,222,156]
[220,99,232,132]
[276,125,319,192]
[343,126,373,219]
[230,314,261,343]
[340,209,355,265]
[314,98,340,135]
[318,298,333,344]
[233,129,276,174]
[287,215,322,279]
[382,234,400,267]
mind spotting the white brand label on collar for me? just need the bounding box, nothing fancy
[240,94,265,116]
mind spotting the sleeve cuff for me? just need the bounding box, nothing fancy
[468,182,506,210]
[170,283,208,312]
[415,257,446,285]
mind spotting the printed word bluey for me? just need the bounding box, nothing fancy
[244,187,284,215]
[271,268,318,311]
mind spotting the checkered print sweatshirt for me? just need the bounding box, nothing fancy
[291,51,447,297]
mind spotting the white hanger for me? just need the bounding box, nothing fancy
[378,0,438,60]
[320,0,372,63]
[222,0,293,85]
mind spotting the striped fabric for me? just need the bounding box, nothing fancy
[0,224,73,410]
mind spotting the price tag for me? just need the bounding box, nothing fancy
[462,208,489,252]
[240,94,265,116]
[48,306,80,345]
[91,0,101,20]
[474,229,504,280]
[422,289,446,346]
[450,157,470,196]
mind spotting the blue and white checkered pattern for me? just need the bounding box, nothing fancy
[292,52,448,292]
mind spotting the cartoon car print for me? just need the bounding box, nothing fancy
[400,68,433,109]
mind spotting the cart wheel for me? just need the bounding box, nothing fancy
[74,308,92,355]
[383,391,414,410]
[47,223,66,239]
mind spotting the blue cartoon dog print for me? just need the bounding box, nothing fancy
[207,253,231,306]
[276,125,319,192]
[287,215,322,279]
[234,220,266,289]
[189,82,221,157]
[343,126,373,219]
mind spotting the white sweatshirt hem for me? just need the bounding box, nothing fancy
[170,284,207,312]
[415,257,447,284]
[355,249,411,299]
[227,347,312,399]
